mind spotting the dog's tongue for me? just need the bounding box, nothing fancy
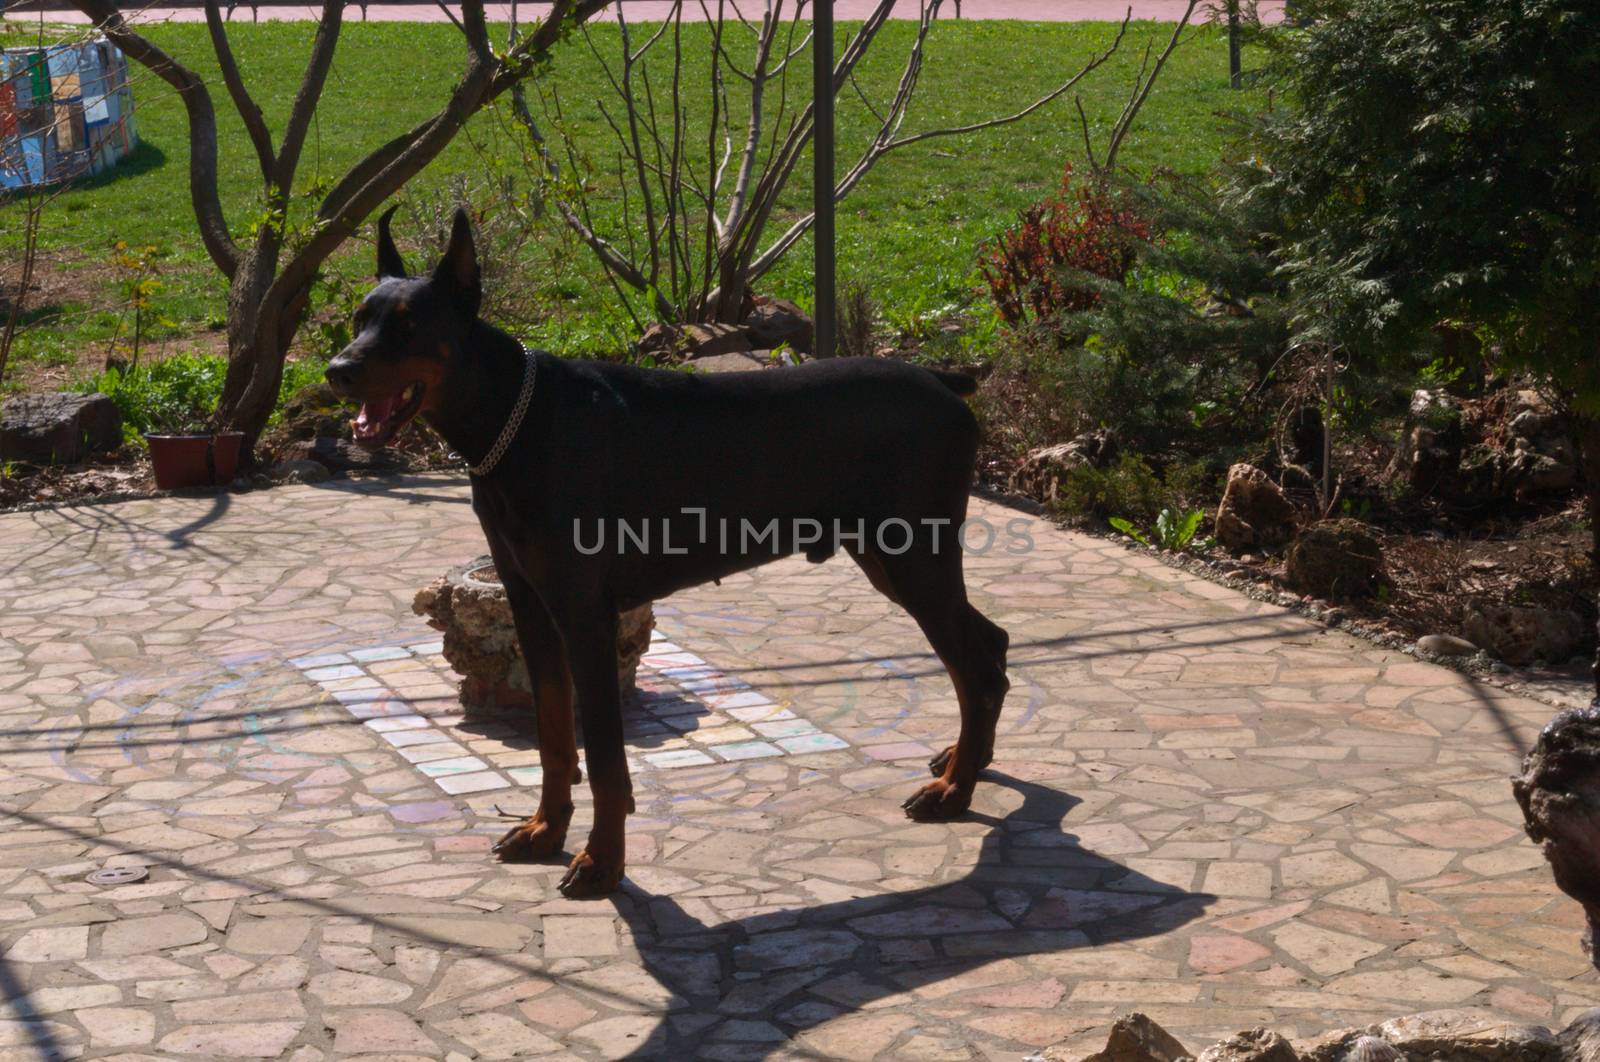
[353,394,398,440]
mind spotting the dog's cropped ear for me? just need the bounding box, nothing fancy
[376,205,408,279]
[432,207,482,318]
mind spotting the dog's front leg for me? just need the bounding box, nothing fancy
[555,604,632,898]
[491,569,580,863]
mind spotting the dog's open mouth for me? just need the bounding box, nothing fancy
[351,382,424,450]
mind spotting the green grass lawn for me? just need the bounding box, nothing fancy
[3,17,1261,386]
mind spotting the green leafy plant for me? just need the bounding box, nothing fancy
[107,240,163,373]
[1111,507,1208,552]
[1108,516,1151,546]
[1155,507,1207,551]
[83,354,327,443]
[1056,453,1164,525]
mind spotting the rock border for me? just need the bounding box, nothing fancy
[968,483,1591,713]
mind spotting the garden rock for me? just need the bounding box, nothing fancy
[1416,633,1478,658]
[743,295,813,354]
[1049,1010,1598,1062]
[274,382,349,442]
[414,557,654,715]
[1010,430,1117,504]
[1197,1029,1299,1062]
[1462,604,1582,665]
[688,351,777,374]
[637,321,755,360]
[1375,1010,1560,1062]
[1510,450,1578,494]
[0,392,122,465]
[1215,463,1297,553]
[1284,519,1383,599]
[1558,1010,1600,1062]
[269,459,331,484]
[1513,708,1600,968]
[285,436,408,474]
[1045,1012,1192,1062]
[1399,389,1464,491]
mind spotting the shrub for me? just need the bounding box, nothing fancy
[1111,508,1208,552]
[84,354,327,443]
[1055,453,1164,525]
[979,164,1150,333]
[980,170,1294,459]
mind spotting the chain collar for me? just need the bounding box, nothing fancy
[468,346,538,478]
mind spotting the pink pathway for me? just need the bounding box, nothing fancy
[11,0,1284,25]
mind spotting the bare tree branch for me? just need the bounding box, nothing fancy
[510,80,677,318]
[72,0,240,278]
[273,0,344,195]
[744,7,1130,281]
[1103,0,1197,170]
[203,0,275,182]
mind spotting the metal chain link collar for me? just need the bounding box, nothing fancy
[468,346,538,478]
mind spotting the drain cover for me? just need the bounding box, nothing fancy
[86,866,148,887]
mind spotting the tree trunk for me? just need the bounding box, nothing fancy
[213,233,311,464]
[1580,414,1600,706]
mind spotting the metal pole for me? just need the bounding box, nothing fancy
[1228,0,1242,89]
[813,0,836,358]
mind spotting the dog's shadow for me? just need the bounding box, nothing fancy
[596,772,1215,1059]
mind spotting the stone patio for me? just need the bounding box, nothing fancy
[0,473,1594,1061]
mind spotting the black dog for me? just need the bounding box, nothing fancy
[325,208,1011,897]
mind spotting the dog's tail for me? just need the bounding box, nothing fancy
[925,368,979,397]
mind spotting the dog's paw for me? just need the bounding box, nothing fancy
[927,743,994,778]
[557,850,624,898]
[491,815,567,862]
[901,779,973,821]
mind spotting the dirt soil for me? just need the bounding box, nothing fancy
[1,249,231,395]
[971,369,1597,662]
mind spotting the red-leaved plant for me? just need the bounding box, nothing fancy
[979,164,1150,331]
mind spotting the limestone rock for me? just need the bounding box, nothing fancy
[1045,1012,1192,1062]
[1197,1029,1299,1062]
[0,392,122,465]
[1416,634,1478,658]
[1512,708,1600,969]
[743,296,814,354]
[1557,1009,1600,1062]
[414,557,653,716]
[1463,605,1583,666]
[1285,519,1383,600]
[637,321,755,360]
[1376,1009,1559,1062]
[1049,1008,1599,1062]
[274,382,349,442]
[1399,389,1465,492]
[1340,1036,1401,1062]
[688,351,776,375]
[1010,431,1118,504]
[284,435,408,473]
[269,459,331,484]
[1215,464,1297,553]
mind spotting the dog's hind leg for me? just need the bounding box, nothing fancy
[554,604,633,898]
[852,546,1009,820]
[929,603,1009,778]
[492,572,581,863]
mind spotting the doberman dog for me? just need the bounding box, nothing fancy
[325,208,1011,897]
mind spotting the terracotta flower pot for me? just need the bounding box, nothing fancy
[144,432,244,490]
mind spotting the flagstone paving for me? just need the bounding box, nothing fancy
[0,473,1595,1061]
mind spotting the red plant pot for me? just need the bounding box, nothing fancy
[144,432,244,490]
